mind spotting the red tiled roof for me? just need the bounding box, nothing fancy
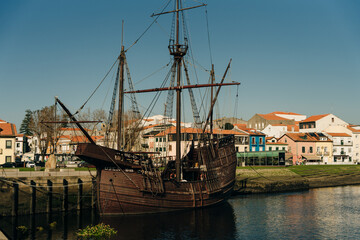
[270,111,302,115]
[287,124,299,132]
[155,126,176,137]
[282,133,331,142]
[326,132,351,137]
[0,122,17,136]
[234,123,247,129]
[258,114,288,121]
[212,129,247,135]
[71,135,104,143]
[347,126,360,133]
[267,142,288,145]
[301,114,329,123]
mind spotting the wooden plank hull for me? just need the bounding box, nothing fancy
[76,136,237,215]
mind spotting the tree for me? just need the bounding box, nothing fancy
[20,109,33,135]
[29,105,57,158]
[224,122,234,130]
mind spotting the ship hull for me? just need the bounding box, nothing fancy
[76,136,237,215]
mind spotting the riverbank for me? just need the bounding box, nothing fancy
[234,165,360,194]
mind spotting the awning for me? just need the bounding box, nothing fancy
[285,153,293,160]
[301,154,321,161]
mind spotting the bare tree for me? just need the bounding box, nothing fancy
[29,106,58,160]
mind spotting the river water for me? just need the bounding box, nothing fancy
[1,185,360,239]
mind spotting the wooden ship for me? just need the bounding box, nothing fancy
[57,0,239,215]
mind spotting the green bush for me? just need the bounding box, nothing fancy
[77,223,117,240]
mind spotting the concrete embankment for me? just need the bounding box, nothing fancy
[0,169,96,216]
[233,166,360,194]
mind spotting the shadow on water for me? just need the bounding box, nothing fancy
[0,210,99,240]
[0,203,237,240]
[101,202,237,240]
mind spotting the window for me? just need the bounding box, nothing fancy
[156,148,158,152]
[282,147,285,150]
[16,143,20,148]
[5,156,11,162]
[276,147,279,151]
[169,145,172,151]
[269,147,272,151]
[236,147,239,152]
[156,138,158,142]
[309,147,313,153]
[159,138,162,142]
[252,138,255,145]
[159,147,162,151]
[259,138,263,145]
[6,140,12,149]
[164,147,166,152]
[302,147,305,153]
[332,117,334,123]
[285,138,287,143]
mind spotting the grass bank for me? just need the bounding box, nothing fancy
[234,165,360,194]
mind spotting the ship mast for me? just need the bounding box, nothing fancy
[171,0,187,182]
[118,21,125,151]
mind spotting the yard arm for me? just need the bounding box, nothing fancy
[55,97,96,145]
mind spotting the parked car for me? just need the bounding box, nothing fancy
[56,161,67,168]
[0,162,17,168]
[78,161,95,168]
[35,161,45,167]
[25,161,35,168]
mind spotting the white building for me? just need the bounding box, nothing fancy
[325,132,353,164]
[347,125,360,164]
[270,112,307,121]
[299,114,348,133]
[262,123,299,138]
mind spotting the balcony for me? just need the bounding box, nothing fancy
[316,151,330,156]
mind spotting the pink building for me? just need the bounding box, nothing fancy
[278,132,331,165]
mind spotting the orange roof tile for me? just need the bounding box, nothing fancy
[70,135,103,143]
[282,133,331,142]
[233,123,247,129]
[347,126,360,133]
[0,122,17,136]
[155,126,176,137]
[326,132,351,137]
[212,129,247,135]
[301,114,329,123]
[267,142,288,145]
[286,124,299,131]
[270,111,302,115]
[258,114,288,121]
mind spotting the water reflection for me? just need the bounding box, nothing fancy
[101,202,237,240]
[0,203,236,240]
[230,186,360,240]
[2,186,360,239]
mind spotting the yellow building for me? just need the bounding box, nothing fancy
[0,119,17,164]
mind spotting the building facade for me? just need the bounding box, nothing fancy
[0,119,17,164]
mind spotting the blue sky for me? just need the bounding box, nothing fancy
[1,0,360,129]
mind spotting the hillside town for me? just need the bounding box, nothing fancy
[1,111,359,167]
